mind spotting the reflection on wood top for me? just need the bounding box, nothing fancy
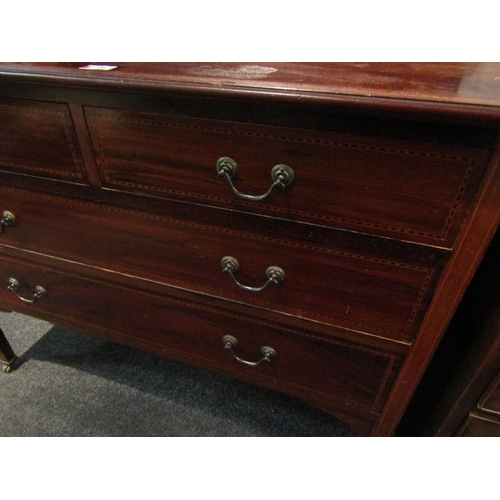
[0,62,499,105]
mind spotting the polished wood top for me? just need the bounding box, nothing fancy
[1,63,500,111]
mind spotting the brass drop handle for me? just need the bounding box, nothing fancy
[216,157,295,201]
[8,278,47,304]
[223,335,277,367]
[1,211,16,233]
[221,256,285,292]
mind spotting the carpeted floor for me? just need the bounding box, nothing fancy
[0,311,356,437]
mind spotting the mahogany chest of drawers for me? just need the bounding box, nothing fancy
[1,63,500,436]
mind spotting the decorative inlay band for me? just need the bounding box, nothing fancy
[0,253,399,411]
[90,113,478,242]
[0,186,434,341]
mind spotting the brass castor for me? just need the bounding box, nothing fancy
[2,357,17,373]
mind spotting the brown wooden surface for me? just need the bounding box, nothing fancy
[0,185,443,344]
[374,138,500,436]
[418,231,500,436]
[0,248,401,434]
[0,97,86,182]
[1,63,500,436]
[85,106,490,248]
[67,103,103,186]
[0,244,410,358]
[1,63,499,109]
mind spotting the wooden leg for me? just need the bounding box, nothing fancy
[0,326,17,373]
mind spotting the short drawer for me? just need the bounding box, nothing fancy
[0,186,442,343]
[85,106,490,248]
[0,251,402,415]
[0,98,86,182]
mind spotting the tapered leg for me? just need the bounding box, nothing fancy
[0,326,17,373]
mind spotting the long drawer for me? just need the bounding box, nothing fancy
[85,106,490,248]
[0,186,442,343]
[0,250,402,417]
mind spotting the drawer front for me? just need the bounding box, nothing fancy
[0,98,86,182]
[0,251,402,415]
[85,107,490,248]
[0,186,441,342]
